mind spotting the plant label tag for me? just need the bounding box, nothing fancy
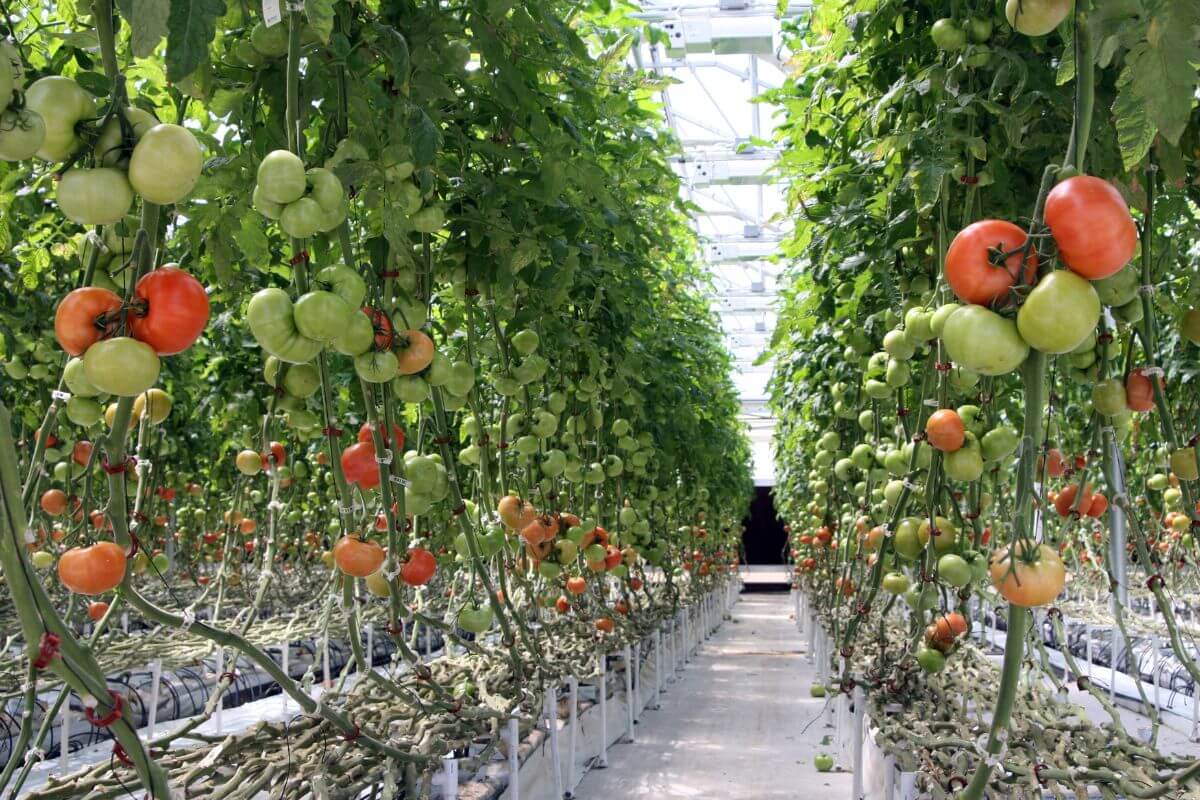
[262,0,282,26]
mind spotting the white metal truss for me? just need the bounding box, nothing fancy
[632,4,803,485]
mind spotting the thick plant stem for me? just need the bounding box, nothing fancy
[961,606,1028,799]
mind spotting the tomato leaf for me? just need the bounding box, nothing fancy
[409,108,441,166]
[1120,3,1200,147]
[165,0,224,81]
[122,0,170,58]
[304,0,336,44]
[1113,64,1158,170]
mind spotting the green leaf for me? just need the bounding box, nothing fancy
[304,0,335,44]
[1122,4,1200,145]
[165,0,224,82]
[1113,63,1157,170]
[234,213,271,268]
[127,0,170,58]
[409,108,441,166]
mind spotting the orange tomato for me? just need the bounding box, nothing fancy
[59,542,127,595]
[989,542,1066,608]
[332,536,386,577]
[925,409,966,452]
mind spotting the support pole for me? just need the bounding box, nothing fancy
[146,659,161,739]
[597,649,609,768]
[623,645,635,743]
[852,685,865,800]
[544,685,564,799]
[507,713,520,800]
[566,677,579,796]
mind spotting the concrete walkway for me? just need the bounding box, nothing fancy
[574,591,853,799]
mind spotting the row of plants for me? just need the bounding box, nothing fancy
[767,0,1200,796]
[0,0,751,796]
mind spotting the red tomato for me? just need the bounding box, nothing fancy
[1044,176,1137,280]
[87,601,110,621]
[399,548,437,586]
[1045,448,1066,477]
[945,220,1038,306]
[58,542,126,595]
[566,576,587,595]
[127,266,209,355]
[1087,493,1109,517]
[925,409,966,452]
[261,440,286,468]
[1054,483,1094,517]
[54,287,123,356]
[363,307,395,350]
[40,489,68,516]
[1125,368,1162,413]
[357,421,404,449]
[72,440,93,467]
[341,441,380,489]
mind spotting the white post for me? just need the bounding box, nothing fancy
[567,677,579,794]
[439,753,458,799]
[623,645,635,743]
[652,628,662,708]
[1153,635,1162,715]
[58,707,71,772]
[214,649,225,733]
[632,642,641,722]
[1191,680,1199,742]
[883,754,896,800]
[1110,627,1117,702]
[544,685,564,799]
[280,642,289,712]
[898,771,918,800]
[806,610,815,661]
[507,713,520,800]
[425,622,433,658]
[323,634,331,689]
[852,685,865,799]
[146,659,162,738]
[1085,625,1093,680]
[365,623,373,669]
[597,649,609,767]
[121,612,129,634]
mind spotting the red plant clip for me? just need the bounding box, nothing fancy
[289,251,310,265]
[1032,763,1049,785]
[84,691,124,728]
[127,530,141,560]
[32,633,61,670]
[947,776,969,790]
[112,741,134,766]
[433,436,452,445]
[219,672,237,684]
[1146,574,1165,591]
[452,504,467,516]
[959,175,979,185]
[934,361,953,372]
[101,456,135,475]
[378,270,401,279]
[322,427,344,438]
[341,724,361,742]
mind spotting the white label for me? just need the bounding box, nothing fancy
[389,475,411,487]
[262,0,282,26]
[51,390,71,401]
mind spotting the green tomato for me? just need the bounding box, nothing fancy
[392,374,430,404]
[1114,298,1143,325]
[457,604,494,634]
[63,357,99,397]
[1171,448,1199,482]
[1006,0,1071,36]
[31,551,55,570]
[1092,379,1127,417]
[247,288,323,364]
[929,303,960,337]
[57,168,134,225]
[331,310,375,356]
[250,21,290,57]
[814,754,834,772]
[406,455,439,495]
[930,19,967,50]
[66,396,102,426]
[511,329,539,355]
[444,361,476,397]
[83,337,160,397]
[128,123,204,204]
[306,167,346,231]
[256,150,307,205]
[1092,263,1140,307]
[292,290,352,342]
[411,206,445,233]
[881,571,910,594]
[809,683,826,698]
[355,351,399,383]
[941,305,1029,376]
[1183,308,1200,345]
[882,329,916,360]
[315,264,367,309]
[937,553,972,588]
[944,434,984,482]
[280,197,327,238]
[893,517,928,559]
[968,16,993,42]
[542,449,566,477]
[904,307,935,341]
[980,426,1019,462]
[916,646,946,673]
[24,76,95,161]
[0,108,47,162]
[1017,271,1100,354]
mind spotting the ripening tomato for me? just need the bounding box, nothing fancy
[395,329,435,375]
[926,409,965,452]
[87,600,110,621]
[128,266,210,355]
[1125,368,1162,413]
[1044,176,1137,280]
[72,440,93,467]
[595,617,614,633]
[945,220,1038,306]
[1087,493,1109,517]
[400,548,437,586]
[332,536,386,577]
[1044,448,1066,477]
[261,441,286,469]
[357,421,404,449]
[927,611,968,648]
[1054,483,1094,517]
[989,542,1066,607]
[58,541,126,594]
[341,441,381,490]
[55,287,123,356]
[522,515,560,544]
[555,596,570,614]
[40,489,68,516]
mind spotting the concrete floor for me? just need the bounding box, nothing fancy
[573,591,853,799]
